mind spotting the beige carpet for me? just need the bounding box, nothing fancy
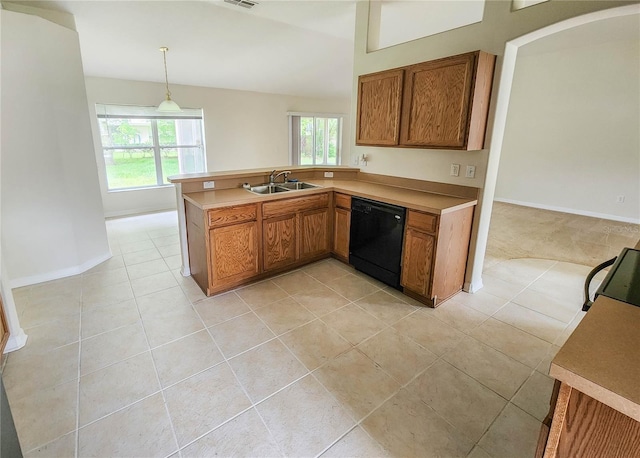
[485,202,639,268]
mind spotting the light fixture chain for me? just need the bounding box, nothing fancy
[162,47,171,99]
[157,46,181,112]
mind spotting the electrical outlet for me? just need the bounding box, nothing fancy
[203,181,215,189]
[450,164,460,177]
[324,171,334,178]
[352,155,359,166]
[465,165,476,179]
[616,195,625,203]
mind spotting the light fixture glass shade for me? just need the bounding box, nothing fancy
[157,97,182,113]
[157,47,182,113]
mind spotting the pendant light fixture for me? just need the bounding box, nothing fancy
[157,46,182,112]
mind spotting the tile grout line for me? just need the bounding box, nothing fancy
[191,299,288,457]
[74,275,84,458]
[351,353,483,456]
[377,306,550,421]
[195,272,388,456]
[499,261,587,346]
[52,254,172,449]
[13,262,396,450]
[19,284,82,456]
[128,260,182,458]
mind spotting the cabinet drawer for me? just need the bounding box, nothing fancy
[407,210,437,233]
[263,193,329,219]
[335,193,351,210]
[208,204,257,228]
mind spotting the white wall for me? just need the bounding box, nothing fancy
[84,77,352,217]
[1,10,110,287]
[370,0,485,51]
[495,38,640,222]
[0,8,28,352]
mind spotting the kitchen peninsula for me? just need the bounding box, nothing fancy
[169,166,478,307]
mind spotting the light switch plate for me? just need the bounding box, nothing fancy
[465,166,476,179]
[324,171,334,178]
[203,181,215,189]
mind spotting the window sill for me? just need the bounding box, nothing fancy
[107,184,175,194]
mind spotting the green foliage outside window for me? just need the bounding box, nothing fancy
[300,116,339,165]
[98,115,203,190]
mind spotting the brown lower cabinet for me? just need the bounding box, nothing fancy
[185,190,475,303]
[262,192,330,272]
[537,381,640,458]
[263,213,297,271]
[300,208,330,260]
[186,201,261,296]
[401,205,474,307]
[333,193,351,262]
[401,227,435,297]
[209,221,259,289]
[185,192,332,296]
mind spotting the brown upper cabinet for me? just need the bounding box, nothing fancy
[356,69,404,146]
[356,51,495,151]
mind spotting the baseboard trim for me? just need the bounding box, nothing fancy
[494,198,640,224]
[9,251,112,288]
[464,278,484,294]
[4,329,28,353]
[104,206,176,219]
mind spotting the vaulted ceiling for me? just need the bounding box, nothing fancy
[8,1,639,99]
[12,0,357,98]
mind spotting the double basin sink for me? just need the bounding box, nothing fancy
[248,181,321,195]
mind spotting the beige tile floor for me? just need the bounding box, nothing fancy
[3,210,605,457]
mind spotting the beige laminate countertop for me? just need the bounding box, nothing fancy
[550,243,640,422]
[182,179,477,215]
[168,165,360,184]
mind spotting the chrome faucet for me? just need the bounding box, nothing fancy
[269,169,291,185]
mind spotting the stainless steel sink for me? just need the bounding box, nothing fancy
[248,184,291,195]
[278,182,321,190]
[247,182,321,195]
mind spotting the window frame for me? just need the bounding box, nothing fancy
[96,105,205,192]
[288,112,344,167]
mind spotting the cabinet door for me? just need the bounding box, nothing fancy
[210,221,259,290]
[401,228,435,297]
[356,69,404,146]
[400,53,476,148]
[0,297,9,355]
[263,214,297,271]
[333,207,350,261]
[300,208,330,260]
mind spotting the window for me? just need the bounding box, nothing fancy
[96,104,206,190]
[512,0,549,11]
[289,114,343,166]
[368,0,485,51]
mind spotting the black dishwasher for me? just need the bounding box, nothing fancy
[349,197,406,289]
